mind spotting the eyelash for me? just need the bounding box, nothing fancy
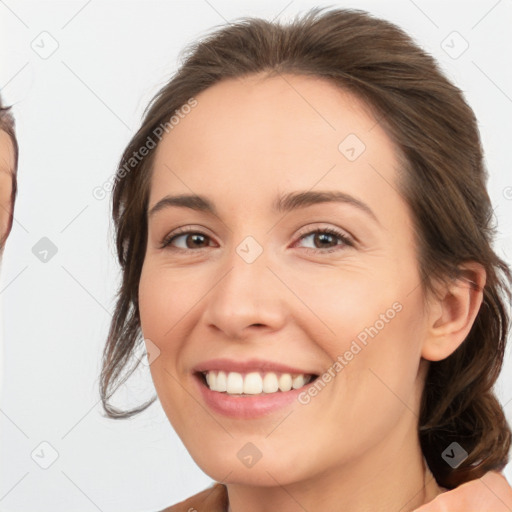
[159,226,354,254]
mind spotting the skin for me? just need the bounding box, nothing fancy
[0,130,14,250]
[138,72,502,511]
[416,471,512,511]
[0,127,15,442]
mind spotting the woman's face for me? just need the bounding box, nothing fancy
[0,130,15,247]
[139,73,432,485]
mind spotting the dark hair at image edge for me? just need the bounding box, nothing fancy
[0,94,18,249]
[99,7,512,489]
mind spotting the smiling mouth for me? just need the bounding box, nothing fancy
[197,370,319,396]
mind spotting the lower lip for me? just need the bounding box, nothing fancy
[194,374,314,419]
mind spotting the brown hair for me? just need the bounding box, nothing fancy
[0,94,19,249]
[100,7,511,489]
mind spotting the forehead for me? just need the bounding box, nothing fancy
[150,73,402,210]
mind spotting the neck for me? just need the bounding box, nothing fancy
[226,414,442,512]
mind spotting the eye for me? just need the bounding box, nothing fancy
[160,227,214,251]
[159,225,354,253]
[294,227,354,253]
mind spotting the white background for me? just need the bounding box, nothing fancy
[0,1,511,511]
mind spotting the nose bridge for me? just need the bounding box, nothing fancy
[204,232,284,336]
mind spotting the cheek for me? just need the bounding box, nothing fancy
[323,291,426,438]
[138,266,168,339]
[138,262,215,403]
[0,172,12,235]
[292,258,425,420]
[138,263,194,406]
[138,263,196,428]
[287,263,408,356]
[138,262,201,342]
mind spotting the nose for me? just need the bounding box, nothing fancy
[202,241,287,341]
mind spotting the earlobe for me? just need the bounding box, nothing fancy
[421,262,486,362]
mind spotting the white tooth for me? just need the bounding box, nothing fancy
[262,372,279,393]
[244,372,263,394]
[216,371,227,392]
[292,374,306,389]
[208,370,308,394]
[278,373,293,392]
[226,372,244,394]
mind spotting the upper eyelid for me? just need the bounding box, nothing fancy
[295,224,352,240]
[163,223,350,240]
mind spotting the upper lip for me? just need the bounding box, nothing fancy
[193,358,318,376]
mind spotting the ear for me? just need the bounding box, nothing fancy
[421,262,486,361]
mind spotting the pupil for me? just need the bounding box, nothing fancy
[189,234,205,248]
[317,233,334,248]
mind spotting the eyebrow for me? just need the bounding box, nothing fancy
[148,190,379,224]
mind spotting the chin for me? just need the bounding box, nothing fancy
[183,436,316,488]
